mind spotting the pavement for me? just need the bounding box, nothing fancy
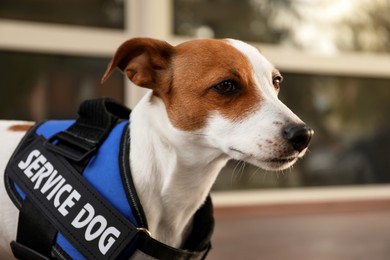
[208,199,390,260]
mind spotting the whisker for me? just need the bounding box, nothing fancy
[248,166,261,183]
[231,160,243,185]
[238,161,247,180]
[241,161,247,176]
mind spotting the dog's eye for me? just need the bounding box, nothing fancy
[212,80,241,95]
[272,75,283,91]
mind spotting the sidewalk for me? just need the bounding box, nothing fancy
[208,198,390,260]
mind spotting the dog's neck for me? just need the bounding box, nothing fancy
[129,92,228,248]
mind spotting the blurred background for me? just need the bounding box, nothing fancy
[1,0,390,259]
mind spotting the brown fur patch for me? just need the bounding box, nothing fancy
[105,38,264,132]
[158,39,262,131]
[8,123,34,132]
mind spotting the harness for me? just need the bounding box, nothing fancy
[4,98,214,260]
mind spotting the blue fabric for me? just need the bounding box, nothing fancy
[55,120,137,259]
[36,120,74,138]
[15,120,137,259]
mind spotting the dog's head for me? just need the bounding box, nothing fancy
[102,38,313,171]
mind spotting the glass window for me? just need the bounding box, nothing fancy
[0,51,124,121]
[174,0,390,54]
[213,73,390,190]
[0,0,124,29]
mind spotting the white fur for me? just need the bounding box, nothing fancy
[130,94,229,246]
[0,121,31,259]
[0,39,309,257]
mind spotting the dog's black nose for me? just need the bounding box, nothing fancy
[283,124,314,152]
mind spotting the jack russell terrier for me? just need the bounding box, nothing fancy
[0,38,313,259]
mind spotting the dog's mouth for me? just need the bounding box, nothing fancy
[259,156,298,170]
[267,157,297,164]
[228,147,299,171]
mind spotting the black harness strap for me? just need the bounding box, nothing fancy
[136,197,214,260]
[11,198,56,260]
[10,98,131,260]
[45,98,131,167]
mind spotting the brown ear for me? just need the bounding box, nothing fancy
[101,38,174,90]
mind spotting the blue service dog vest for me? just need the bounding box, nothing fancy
[4,98,213,260]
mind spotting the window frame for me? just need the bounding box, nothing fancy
[1,0,389,203]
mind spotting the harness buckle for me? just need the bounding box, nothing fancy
[137,227,152,237]
[44,131,97,162]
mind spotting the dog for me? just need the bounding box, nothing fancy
[0,38,313,258]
